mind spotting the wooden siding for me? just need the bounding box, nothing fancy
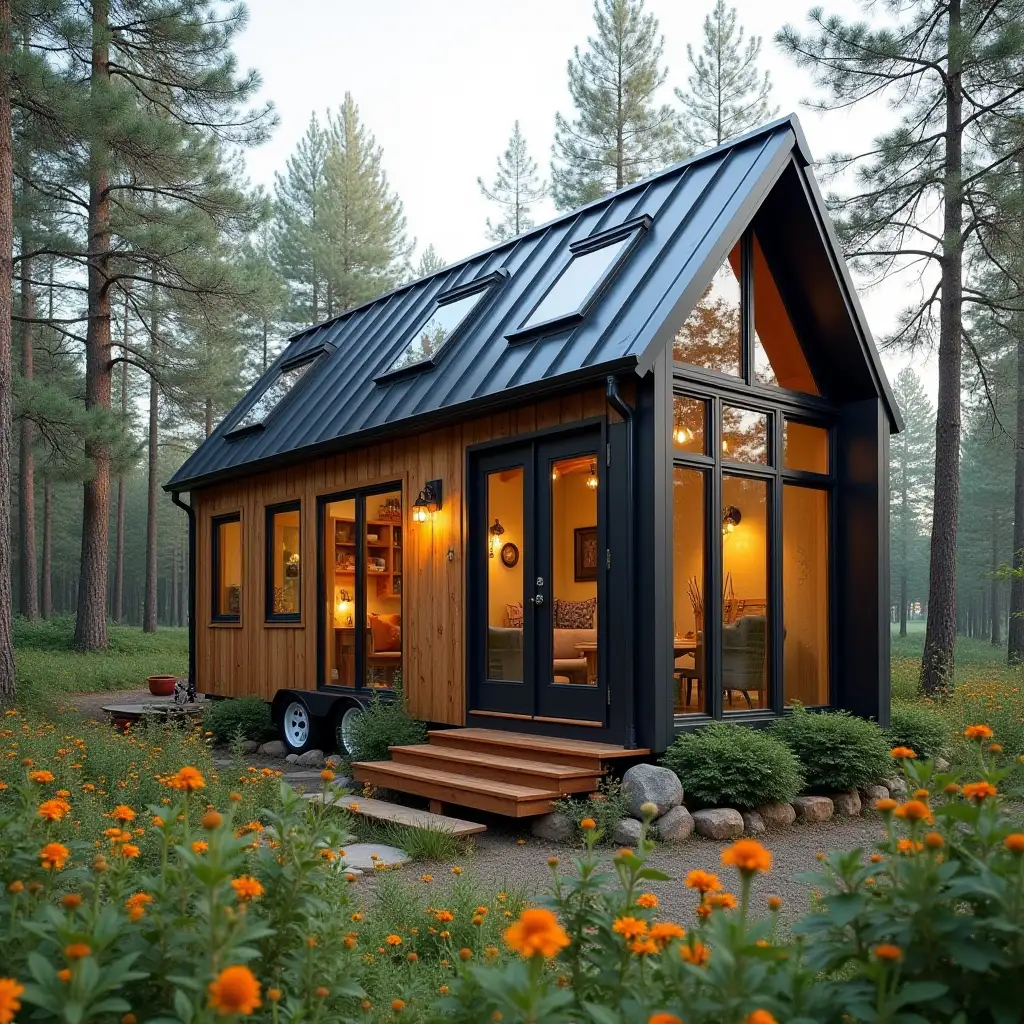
[193,389,614,724]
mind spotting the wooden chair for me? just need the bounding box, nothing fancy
[674,634,703,712]
[721,615,766,709]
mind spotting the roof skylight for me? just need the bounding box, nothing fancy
[227,359,315,435]
[385,289,486,375]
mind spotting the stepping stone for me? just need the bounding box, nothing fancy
[307,794,485,837]
[339,843,409,871]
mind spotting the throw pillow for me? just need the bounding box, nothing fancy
[368,613,401,653]
[554,597,596,629]
[505,602,524,628]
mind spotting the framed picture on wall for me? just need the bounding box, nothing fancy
[574,526,598,582]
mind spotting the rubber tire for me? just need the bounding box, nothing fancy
[333,699,364,757]
[278,695,322,755]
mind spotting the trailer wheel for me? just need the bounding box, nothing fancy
[278,695,321,755]
[333,699,364,756]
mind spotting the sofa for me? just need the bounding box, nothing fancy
[486,626,596,683]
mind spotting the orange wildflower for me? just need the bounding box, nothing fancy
[392,1000,405,1013]
[897,838,923,854]
[29,770,54,783]
[40,842,70,870]
[0,978,25,1024]
[707,892,738,910]
[874,944,903,961]
[434,909,454,923]
[1003,833,1024,853]
[924,832,945,849]
[580,818,597,830]
[201,810,223,830]
[503,907,570,959]
[61,893,82,910]
[648,1016,683,1024]
[167,767,206,793]
[889,746,916,759]
[111,805,136,823]
[635,892,658,909]
[893,800,933,824]
[612,916,649,940]
[192,840,209,855]
[386,934,402,946]
[684,869,721,893]
[649,922,685,948]
[208,965,261,1016]
[963,781,998,801]
[64,944,91,960]
[767,895,782,911]
[38,798,71,822]
[119,844,140,859]
[746,1013,778,1024]
[231,876,265,902]
[680,940,710,966]
[964,724,993,741]
[58,969,71,983]
[721,838,772,874]
[874,798,898,812]
[631,938,658,956]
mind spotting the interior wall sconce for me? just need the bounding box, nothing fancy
[412,478,442,523]
[722,505,742,535]
[488,517,505,558]
[586,463,598,489]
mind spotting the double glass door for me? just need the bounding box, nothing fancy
[470,430,606,727]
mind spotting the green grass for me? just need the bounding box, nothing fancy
[13,616,187,698]
[357,818,468,862]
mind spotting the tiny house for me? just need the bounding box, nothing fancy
[167,116,901,812]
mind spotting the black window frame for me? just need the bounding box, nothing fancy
[506,214,652,343]
[373,269,509,384]
[265,500,302,623]
[211,512,242,623]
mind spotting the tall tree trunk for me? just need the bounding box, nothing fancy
[204,396,213,438]
[921,1,963,694]
[899,473,909,637]
[112,289,128,622]
[41,478,51,618]
[991,507,1002,646]
[143,290,158,633]
[0,0,15,697]
[18,243,37,619]
[1009,319,1024,662]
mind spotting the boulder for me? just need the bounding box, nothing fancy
[295,749,325,767]
[652,805,694,842]
[792,795,834,822]
[239,740,259,753]
[692,808,744,840]
[611,817,644,847]
[883,776,908,797]
[756,801,796,829]
[257,740,286,757]
[741,810,767,835]
[621,764,683,819]
[934,756,951,772]
[831,790,862,817]
[859,784,889,804]
[531,812,573,843]
[285,753,299,764]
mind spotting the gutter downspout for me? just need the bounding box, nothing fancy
[605,375,636,750]
[170,491,196,693]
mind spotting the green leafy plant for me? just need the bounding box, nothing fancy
[203,695,274,744]
[361,819,463,862]
[345,682,427,762]
[887,700,949,758]
[772,705,890,792]
[660,722,804,809]
[552,776,631,845]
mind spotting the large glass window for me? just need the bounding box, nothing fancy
[784,420,829,474]
[672,243,742,376]
[365,490,403,688]
[212,514,242,621]
[385,290,487,374]
[672,467,706,714]
[266,504,301,621]
[722,475,768,711]
[722,405,769,464]
[672,396,706,455]
[230,361,314,434]
[783,485,829,705]
[486,467,525,682]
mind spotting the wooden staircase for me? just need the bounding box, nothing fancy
[351,727,647,818]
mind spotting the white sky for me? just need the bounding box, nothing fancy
[233,0,932,397]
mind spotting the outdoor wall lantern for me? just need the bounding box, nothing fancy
[586,463,598,489]
[722,505,742,535]
[488,518,505,558]
[412,479,442,523]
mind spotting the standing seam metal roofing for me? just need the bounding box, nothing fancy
[167,115,895,492]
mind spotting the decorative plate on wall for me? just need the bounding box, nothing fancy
[500,542,519,568]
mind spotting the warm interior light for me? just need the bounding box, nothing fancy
[722,505,742,535]
[412,505,428,524]
[674,427,691,445]
[413,479,442,522]
[586,463,598,489]
[488,517,505,558]
[551,468,559,481]
[722,439,729,452]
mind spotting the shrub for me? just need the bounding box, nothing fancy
[887,700,949,758]
[551,776,631,845]
[345,682,426,762]
[771,705,890,791]
[204,695,274,744]
[659,723,804,809]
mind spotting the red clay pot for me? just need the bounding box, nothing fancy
[147,675,176,698]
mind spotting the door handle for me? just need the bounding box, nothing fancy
[529,594,545,606]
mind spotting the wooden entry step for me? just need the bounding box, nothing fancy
[306,793,486,837]
[390,744,600,795]
[427,727,649,772]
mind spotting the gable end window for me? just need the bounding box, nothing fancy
[266,502,301,621]
[212,513,242,622]
[508,214,652,341]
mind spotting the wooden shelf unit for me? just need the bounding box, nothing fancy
[332,517,402,600]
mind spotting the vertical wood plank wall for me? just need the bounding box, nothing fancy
[193,388,613,724]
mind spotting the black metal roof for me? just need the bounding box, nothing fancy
[167,114,899,492]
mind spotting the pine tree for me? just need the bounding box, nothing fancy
[478,121,547,241]
[413,244,445,279]
[778,0,1024,693]
[675,0,776,150]
[551,0,680,210]
[319,94,411,316]
[272,115,329,327]
[0,0,13,696]
[890,368,934,638]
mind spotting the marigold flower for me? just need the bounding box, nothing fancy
[267,989,281,1003]
[0,978,24,1024]
[989,743,1003,754]
[38,798,71,822]
[451,865,462,875]
[580,817,596,830]
[392,1000,405,1012]
[201,810,223,830]
[963,781,998,801]
[208,965,261,1016]
[874,943,903,961]
[64,943,91,960]
[192,840,209,855]
[894,800,933,824]
[721,838,772,874]
[648,1015,683,1024]
[386,934,402,946]
[459,947,472,961]
[123,1014,137,1024]
[897,838,923,855]
[167,766,206,792]
[924,832,945,849]
[29,769,54,783]
[438,986,449,996]
[320,769,335,782]
[1003,833,1024,854]
[111,805,136,823]
[58,969,71,983]
[913,789,930,800]
[680,939,710,966]
[889,746,916,759]
[707,892,738,910]
[6,882,22,894]
[503,907,570,959]
[407,952,418,962]
[315,987,328,998]
[434,909,454,923]
[631,938,658,955]
[874,798,897,812]
[635,892,658,909]
[767,895,782,911]
[964,724,993,741]
[612,916,648,940]
[547,856,560,868]
[119,844,140,859]
[61,893,83,910]
[870,853,884,863]
[684,869,721,893]
[745,1013,777,1024]
[649,922,685,948]
[40,841,70,870]
[420,874,432,882]
[231,876,265,902]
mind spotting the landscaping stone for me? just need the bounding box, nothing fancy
[883,776,908,797]
[692,808,744,840]
[934,756,951,772]
[792,796,834,822]
[621,763,684,818]
[741,810,767,836]
[285,753,299,764]
[756,801,796,829]
[295,749,325,767]
[531,812,573,843]
[832,790,862,817]
[612,817,644,846]
[338,843,409,871]
[653,805,694,842]
[860,784,889,805]
[257,740,286,757]
[239,740,259,753]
